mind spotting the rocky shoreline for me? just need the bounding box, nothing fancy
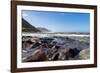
[22,35,90,62]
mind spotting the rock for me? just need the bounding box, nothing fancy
[51,52,59,61]
[64,48,80,60]
[28,49,47,62]
[74,49,90,60]
[31,42,41,48]
[22,40,33,50]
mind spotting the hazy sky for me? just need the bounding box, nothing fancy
[22,10,90,32]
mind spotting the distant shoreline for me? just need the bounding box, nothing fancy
[22,32,90,35]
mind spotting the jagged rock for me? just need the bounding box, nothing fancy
[22,40,33,50]
[28,49,47,62]
[51,52,59,61]
[74,49,90,60]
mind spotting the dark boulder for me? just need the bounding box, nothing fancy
[65,48,80,60]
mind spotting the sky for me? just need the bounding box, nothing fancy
[22,10,90,32]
